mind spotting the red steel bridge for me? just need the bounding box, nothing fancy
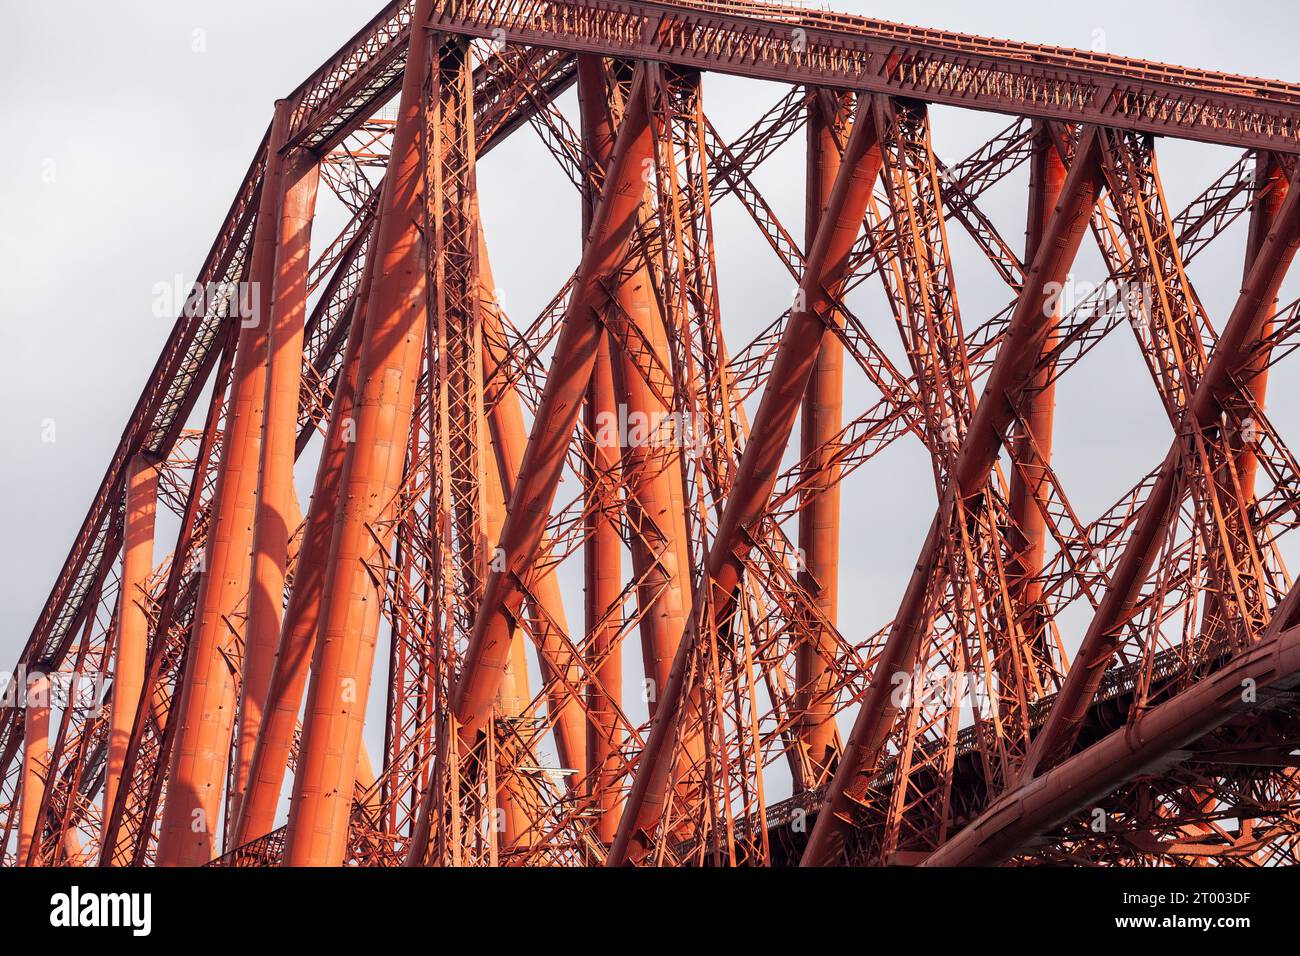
[5,0,1300,867]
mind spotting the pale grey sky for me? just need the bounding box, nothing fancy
[1,1,1298,803]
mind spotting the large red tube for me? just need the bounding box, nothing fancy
[800,125,1107,867]
[577,58,626,843]
[18,673,50,866]
[451,66,656,743]
[232,129,320,827]
[156,103,293,866]
[104,454,160,827]
[609,94,884,865]
[281,0,436,867]
[1021,161,1300,780]
[924,586,1300,865]
[1005,124,1066,662]
[795,89,852,789]
[232,219,378,848]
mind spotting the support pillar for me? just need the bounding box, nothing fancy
[282,0,435,867]
[577,56,626,843]
[18,672,50,866]
[452,65,656,746]
[1237,151,1289,493]
[482,433,535,849]
[1006,122,1067,664]
[231,113,321,827]
[104,454,159,826]
[800,125,1107,867]
[156,101,293,866]
[795,88,852,789]
[610,94,885,865]
[232,221,376,848]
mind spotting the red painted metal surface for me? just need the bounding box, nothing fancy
[282,0,438,867]
[155,102,295,868]
[8,0,1300,869]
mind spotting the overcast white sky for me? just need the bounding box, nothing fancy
[1,1,1298,803]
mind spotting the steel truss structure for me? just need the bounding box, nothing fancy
[6,0,1300,867]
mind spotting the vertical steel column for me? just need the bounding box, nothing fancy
[156,106,293,867]
[282,0,435,867]
[801,126,1107,867]
[608,266,694,704]
[578,58,693,777]
[580,61,692,740]
[232,222,378,848]
[603,239,702,855]
[1237,151,1288,493]
[795,88,852,789]
[18,673,50,866]
[577,56,625,841]
[104,454,159,823]
[452,66,656,744]
[584,342,624,839]
[231,118,321,826]
[609,95,884,865]
[1006,122,1067,659]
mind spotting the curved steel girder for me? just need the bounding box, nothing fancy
[924,589,1300,866]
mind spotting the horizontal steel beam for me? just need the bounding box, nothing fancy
[429,0,1300,153]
